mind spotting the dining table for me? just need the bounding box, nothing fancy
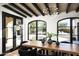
[22,40,79,56]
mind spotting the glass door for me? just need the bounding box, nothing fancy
[5,17,13,51]
[57,17,79,44]
[58,19,70,42]
[15,19,23,47]
[2,12,23,53]
[38,21,46,40]
[28,21,36,40]
[72,18,79,44]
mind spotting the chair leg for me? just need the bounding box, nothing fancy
[46,50,48,55]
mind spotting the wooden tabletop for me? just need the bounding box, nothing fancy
[22,40,79,54]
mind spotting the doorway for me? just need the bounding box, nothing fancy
[57,17,79,44]
[2,12,23,53]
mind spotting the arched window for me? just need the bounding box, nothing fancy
[28,20,47,40]
[57,17,79,44]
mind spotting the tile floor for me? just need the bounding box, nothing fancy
[5,49,19,56]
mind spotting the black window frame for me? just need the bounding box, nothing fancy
[2,11,23,53]
[57,17,79,44]
[28,20,47,40]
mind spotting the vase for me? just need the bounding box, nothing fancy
[56,41,60,46]
[47,39,52,45]
[41,38,46,44]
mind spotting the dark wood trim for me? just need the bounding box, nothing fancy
[57,17,79,22]
[21,19,23,42]
[44,3,51,15]
[57,20,59,42]
[2,12,6,53]
[2,5,26,18]
[77,22,79,41]
[56,3,60,14]
[9,3,32,17]
[70,19,73,44]
[13,17,16,49]
[36,21,38,40]
[66,3,71,13]
[20,3,38,16]
[28,22,29,40]
[32,3,45,16]
[76,5,79,12]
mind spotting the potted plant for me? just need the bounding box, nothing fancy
[47,32,53,45]
[47,32,58,45]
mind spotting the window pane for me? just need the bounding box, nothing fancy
[38,21,46,40]
[58,19,70,42]
[6,39,13,51]
[29,21,36,40]
[72,19,79,44]
[16,36,21,46]
[6,27,13,39]
[15,19,22,46]
[5,17,13,51]
[28,21,47,40]
[6,17,13,27]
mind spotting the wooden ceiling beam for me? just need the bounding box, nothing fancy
[44,3,51,15]
[2,5,26,18]
[20,3,38,16]
[56,3,60,14]
[66,3,71,13]
[76,5,79,12]
[32,3,45,16]
[9,3,32,17]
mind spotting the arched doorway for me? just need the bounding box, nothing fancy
[57,17,79,44]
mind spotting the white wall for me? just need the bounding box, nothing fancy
[23,11,79,41]
[0,11,2,54]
